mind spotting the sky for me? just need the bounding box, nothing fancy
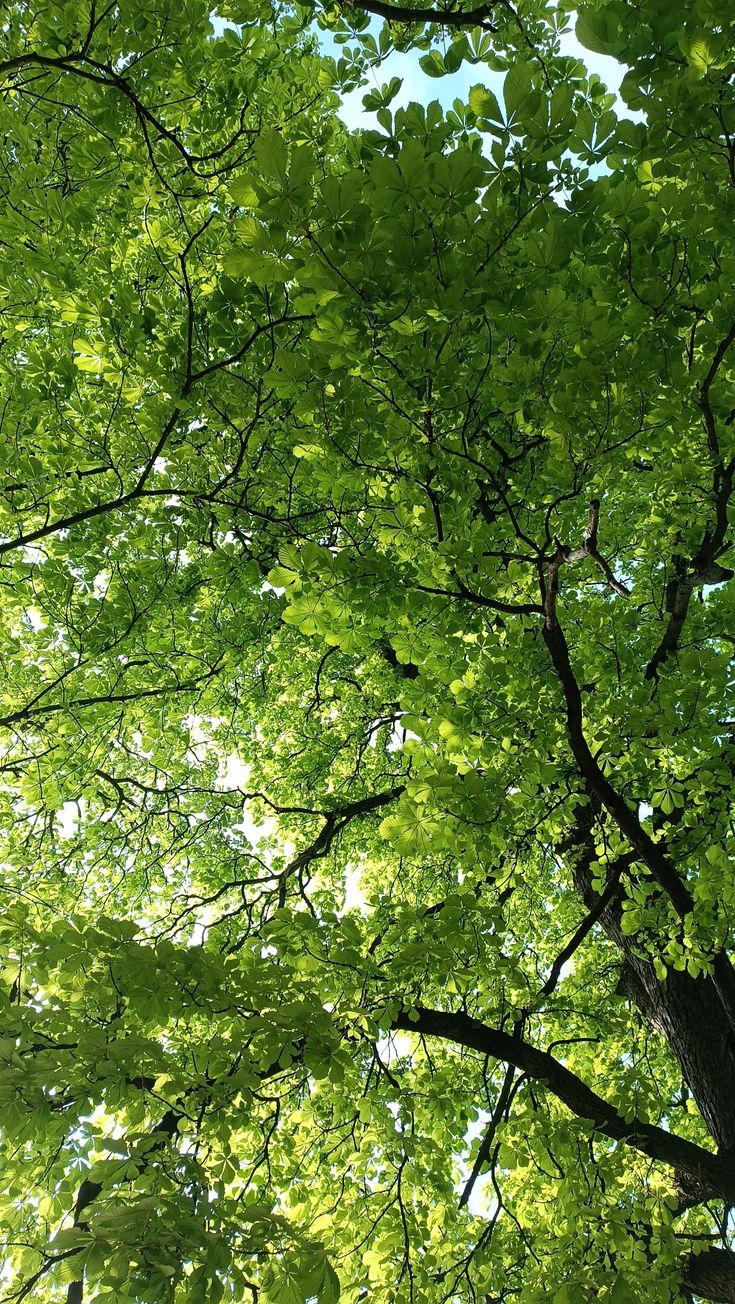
[318,20,634,132]
[210,8,635,133]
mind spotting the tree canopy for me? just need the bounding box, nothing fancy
[1,0,735,1300]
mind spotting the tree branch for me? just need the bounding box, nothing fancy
[279,785,405,905]
[337,0,497,27]
[459,1060,519,1209]
[645,465,735,681]
[646,320,735,680]
[538,855,632,999]
[0,406,181,560]
[542,614,735,1038]
[543,499,630,632]
[63,1107,180,1304]
[393,1006,735,1204]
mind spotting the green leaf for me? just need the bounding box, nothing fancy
[468,83,503,123]
[575,9,623,57]
[444,37,469,75]
[254,127,289,184]
[229,174,261,207]
[610,1275,641,1304]
[418,50,446,78]
[1,5,734,1304]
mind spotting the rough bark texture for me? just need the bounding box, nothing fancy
[539,560,735,1298]
[565,803,735,1156]
[621,959,735,1153]
[683,1249,735,1303]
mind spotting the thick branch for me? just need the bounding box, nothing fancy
[645,467,734,681]
[544,499,630,631]
[542,617,735,1038]
[271,786,405,906]
[57,1041,302,1303]
[0,407,180,560]
[338,0,497,27]
[393,1006,735,1203]
[0,308,312,563]
[64,1106,180,1303]
[0,659,225,730]
[418,578,542,617]
[646,320,735,680]
[0,49,251,174]
[459,1060,518,1209]
[699,320,735,459]
[564,802,735,1155]
[543,621,692,915]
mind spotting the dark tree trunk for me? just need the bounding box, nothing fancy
[683,1249,735,1303]
[566,806,735,1154]
[617,958,735,1153]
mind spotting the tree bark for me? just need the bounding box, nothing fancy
[393,1007,735,1204]
[565,804,735,1155]
[683,1249,735,1303]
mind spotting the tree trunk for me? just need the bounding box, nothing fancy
[566,806,735,1154]
[683,1249,735,1303]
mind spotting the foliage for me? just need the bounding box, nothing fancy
[1,0,735,1301]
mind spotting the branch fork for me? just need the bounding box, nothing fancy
[544,499,631,629]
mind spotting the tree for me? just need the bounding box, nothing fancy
[1,0,734,1299]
